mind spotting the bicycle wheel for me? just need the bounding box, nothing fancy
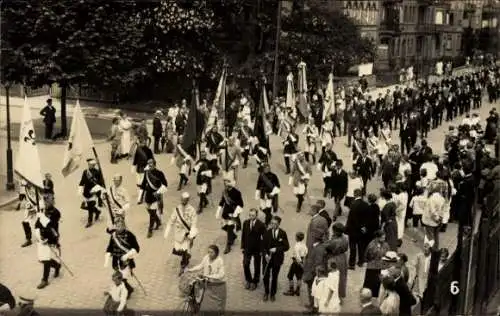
[180,298,195,316]
[193,280,207,305]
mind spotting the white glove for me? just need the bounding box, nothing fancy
[270,187,280,196]
[104,253,111,268]
[215,206,222,219]
[156,185,167,195]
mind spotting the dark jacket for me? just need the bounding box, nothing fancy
[40,105,56,124]
[152,117,163,137]
[241,218,266,254]
[262,228,290,266]
[394,276,417,316]
[346,197,370,239]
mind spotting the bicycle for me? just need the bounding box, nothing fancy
[181,276,208,315]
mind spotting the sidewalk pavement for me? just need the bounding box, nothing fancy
[0,175,17,208]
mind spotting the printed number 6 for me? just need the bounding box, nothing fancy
[450,281,460,295]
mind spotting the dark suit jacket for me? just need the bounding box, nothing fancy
[330,169,348,197]
[366,203,380,237]
[152,117,163,137]
[360,303,382,315]
[318,208,332,227]
[40,105,56,124]
[394,276,417,316]
[241,218,266,254]
[306,214,329,250]
[262,228,290,266]
[302,243,326,282]
[355,156,375,180]
[346,198,370,239]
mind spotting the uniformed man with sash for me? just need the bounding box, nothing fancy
[138,159,168,238]
[253,144,270,173]
[283,125,299,174]
[132,138,154,197]
[104,216,140,298]
[216,174,244,254]
[255,163,281,226]
[205,125,225,176]
[238,118,254,168]
[288,152,311,213]
[164,192,198,275]
[193,151,212,214]
[317,142,338,198]
[20,184,42,248]
[172,139,193,191]
[302,118,319,163]
[78,159,105,228]
[226,136,243,182]
[105,174,130,219]
[34,206,62,289]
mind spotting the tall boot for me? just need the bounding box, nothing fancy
[154,211,162,230]
[283,280,295,296]
[198,194,205,214]
[37,261,51,289]
[51,259,61,278]
[284,157,290,174]
[296,195,304,213]
[85,209,94,228]
[147,209,155,238]
[21,222,33,247]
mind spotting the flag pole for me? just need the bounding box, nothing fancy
[91,147,115,225]
[224,63,229,173]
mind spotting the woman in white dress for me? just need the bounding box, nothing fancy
[315,261,341,315]
[377,122,391,163]
[392,184,408,245]
[118,112,133,158]
[378,276,400,316]
[321,116,334,151]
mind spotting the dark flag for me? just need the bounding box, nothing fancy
[181,81,206,158]
[254,80,269,149]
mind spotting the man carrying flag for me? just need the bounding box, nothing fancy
[78,158,106,228]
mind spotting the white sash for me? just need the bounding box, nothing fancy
[145,172,159,191]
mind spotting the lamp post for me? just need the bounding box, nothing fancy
[272,0,282,100]
[5,85,14,191]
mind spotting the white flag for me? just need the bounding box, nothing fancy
[206,68,226,133]
[61,100,94,177]
[323,72,335,120]
[15,96,44,188]
[285,72,295,109]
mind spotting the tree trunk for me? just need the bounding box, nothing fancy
[60,82,68,137]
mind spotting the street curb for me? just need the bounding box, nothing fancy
[0,196,17,209]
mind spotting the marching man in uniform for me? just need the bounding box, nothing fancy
[216,174,244,254]
[205,125,225,177]
[193,151,213,214]
[104,215,140,298]
[238,118,254,168]
[132,138,154,197]
[138,159,168,238]
[105,174,130,220]
[225,136,243,182]
[35,206,62,289]
[289,152,311,213]
[318,142,338,198]
[283,125,299,174]
[302,117,319,163]
[255,163,281,226]
[173,139,193,191]
[164,192,198,275]
[20,185,41,248]
[78,158,105,228]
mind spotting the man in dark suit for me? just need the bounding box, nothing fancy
[330,159,348,216]
[346,189,370,269]
[399,116,411,154]
[305,203,329,251]
[152,111,163,154]
[354,149,375,193]
[316,199,333,227]
[394,271,417,316]
[39,98,56,140]
[359,288,382,315]
[241,208,266,291]
[262,216,289,302]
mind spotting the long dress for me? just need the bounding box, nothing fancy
[313,272,341,315]
[119,117,133,155]
[394,192,408,240]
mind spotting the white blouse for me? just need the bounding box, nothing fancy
[190,255,226,282]
[108,282,128,312]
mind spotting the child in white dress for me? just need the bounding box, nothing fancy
[312,263,341,315]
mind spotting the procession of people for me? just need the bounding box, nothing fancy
[4,61,500,316]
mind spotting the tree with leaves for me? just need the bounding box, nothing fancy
[1,0,148,136]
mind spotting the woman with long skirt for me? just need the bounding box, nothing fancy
[323,222,348,305]
[363,230,390,298]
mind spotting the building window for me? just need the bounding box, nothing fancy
[436,11,444,24]
[446,35,452,50]
[449,13,454,25]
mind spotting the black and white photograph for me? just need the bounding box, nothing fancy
[1,0,500,315]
